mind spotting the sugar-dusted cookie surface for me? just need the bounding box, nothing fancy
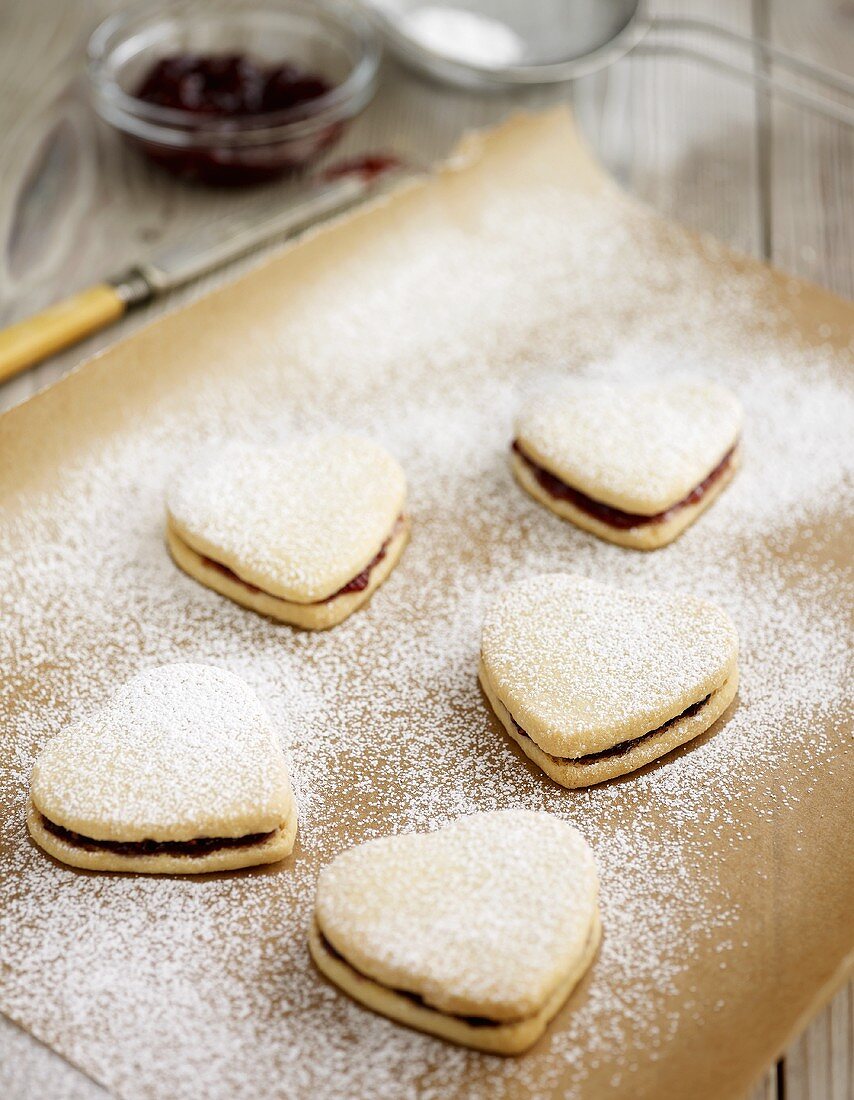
[310,809,600,1054]
[480,573,738,786]
[513,378,742,548]
[28,663,297,873]
[167,434,407,609]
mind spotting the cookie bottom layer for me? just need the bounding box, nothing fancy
[167,516,410,630]
[479,660,738,788]
[308,913,601,1055]
[511,445,741,550]
[26,802,298,874]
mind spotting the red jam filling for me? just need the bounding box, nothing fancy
[131,53,340,184]
[510,694,712,765]
[39,813,273,857]
[512,441,736,529]
[318,931,500,1028]
[196,517,403,605]
[334,535,391,596]
[135,54,332,116]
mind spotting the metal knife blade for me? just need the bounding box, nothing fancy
[0,163,415,381]
[112,166,413,301]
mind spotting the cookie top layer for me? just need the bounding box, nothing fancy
[315,809,599,1021]
[30,664,294,842]
[515,378,742,514]
[481,573,738,757]
[167,435,406,603]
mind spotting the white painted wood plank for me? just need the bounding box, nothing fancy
[750,1065,782,1100]
[784,984,853,1100]
[764,1,853,1097]
[616,0,762,256]
[765,0,854,298]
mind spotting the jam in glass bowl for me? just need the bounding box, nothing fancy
[88,0,380,185]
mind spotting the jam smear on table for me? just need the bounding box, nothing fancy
[131,52,340,185]
[323,154,404,183]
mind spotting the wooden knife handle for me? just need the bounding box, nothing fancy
[0,283,126,385]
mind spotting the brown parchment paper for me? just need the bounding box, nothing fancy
[0,109,852,1100]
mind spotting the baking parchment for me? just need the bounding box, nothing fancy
[0,110,852,1100]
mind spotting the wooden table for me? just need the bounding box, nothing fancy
[0,1,850,1096]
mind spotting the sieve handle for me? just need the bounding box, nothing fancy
[635,16,854,128]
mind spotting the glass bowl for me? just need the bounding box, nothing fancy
[88,0,381,185]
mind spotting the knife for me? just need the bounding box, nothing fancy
[0,163,410,384]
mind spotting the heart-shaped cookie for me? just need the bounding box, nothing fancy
[167,434,409,629]
[480,573,738,788]
[28,664,297,874]
[512,378,742,548]
[309,810,600,1054]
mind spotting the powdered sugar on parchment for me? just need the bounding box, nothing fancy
[0,174,852,1100]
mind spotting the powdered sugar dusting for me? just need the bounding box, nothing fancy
[0,129,852,1099]
[316,809,598,1018]
[399,5,525,68]
[167,435,406,601]
[30,664,292,841]
[516,378,742,512]
[481,573,737,755]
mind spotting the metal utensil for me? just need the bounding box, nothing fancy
[372,0,854,126]
[0,165,410,384]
